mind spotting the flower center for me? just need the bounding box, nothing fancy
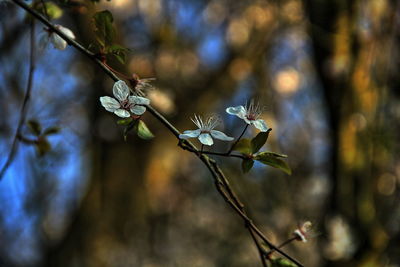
[121,99,132,109]
[245,100,261,121]
[246,114,257,121]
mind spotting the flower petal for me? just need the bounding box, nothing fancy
[210,130,234,141]
[129,95,150,105]
[130,105,146,115]
[198,133,214,146]
[38,32,50,50]
[100,96,120,112]
[113,80,130,102]
[179,129,201,139]
[252,119,269,132]
[55,25,76,40]
[50,34,67,50]
[226,106,247,120]
[114,109,131,118]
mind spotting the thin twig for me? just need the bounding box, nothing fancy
[10,2,304,266]
[248,225,268,267]
[227,123,249,154]
[266,236,298,258]
[210,159,268,266]
[39,0,50,20]
[0,19,36,180]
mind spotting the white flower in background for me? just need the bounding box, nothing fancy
[293,221,313,242]
[226,100,269,132]
[179,115,234,146]
[131,74,156,95]
[40,25,75,50]
[100,80,150,118]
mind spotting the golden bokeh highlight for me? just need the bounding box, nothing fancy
[155,49,178,78]
[226,18,250,48]
[273,68,301,96]
[147,89,175,115]
[282,0,304,23]
[138,0,162,20]
[244,4,273,30]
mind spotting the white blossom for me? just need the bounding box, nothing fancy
[131,74,155,95]
[179,115,234,146]
[40,25,75,50]
[100,80,150,118]
[293,221,313,243]
[226,100,269,132]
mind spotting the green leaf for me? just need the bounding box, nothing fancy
[233,138,252,155]
[35,138,51,157]
[44,2,63,19]
[271,258,297,267]
[43,127,60,136]
[107,44,128,52]
[108,44,130,64]
[114,53,126,64]
[254,152,291,175]
[266,151,288,158]
[27,120,42,136]
[251,131,270,153]
[134,120,154,140]
[241,159,254,173]
[93,10,116,48]
[38,2,63,19]
[117,118,133,125]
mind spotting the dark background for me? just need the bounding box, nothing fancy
[1,0,400,266]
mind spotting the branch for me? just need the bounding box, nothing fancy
[10,1,303,266]
[0,18,36,180]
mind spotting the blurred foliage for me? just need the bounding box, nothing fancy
[0,0,400,267]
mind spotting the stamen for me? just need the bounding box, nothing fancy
[191,114,204,129]
[245,99,262,121]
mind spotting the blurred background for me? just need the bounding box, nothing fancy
[1,0,400,266]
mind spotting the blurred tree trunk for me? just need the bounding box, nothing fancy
[304,0,398,266]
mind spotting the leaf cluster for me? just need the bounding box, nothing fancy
[25,119,61,156]
[118,118,154,141]
[92,10,130,64]
[233,130,291,175]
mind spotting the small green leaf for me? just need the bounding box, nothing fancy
[43,127,60,136]
[134,120,154,140]
[251,130,270,153]
[117,118,133,125]
[271,258,297,267]
[241,159,254,173]
[35,138,51,157]
[107,44,129,52]
[233,138,252,154]
[38,2,63,19]
[27,120,42,136]
[93,10,116,48]
[108,44,130,64]
[114,53,126,64]
[254,152,291,175]
[266,151,288,158]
